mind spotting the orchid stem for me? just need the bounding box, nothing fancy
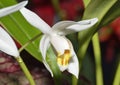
[113,61,120,85]
[72,76,78,85]
[92,32,103,85]
[16,56,36,85]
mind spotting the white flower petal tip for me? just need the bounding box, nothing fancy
[68,65,79,78]
[87,18,98,25]
[67,51,79,79]
[77,18,98,25]
[0,1,28,18]
[68,63,79,78]
[20,7,52,34]
[0,27,19,57]
[66,18,98,32]
[43,60,53,77]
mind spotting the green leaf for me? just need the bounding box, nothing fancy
[0,0,17,6]
[77,0,120,59]
[46,47,62,85]
[99,0,120,26]
[83,0,91,8]
[79,53,95,85]
[0,0,42,61]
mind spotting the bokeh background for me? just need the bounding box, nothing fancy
[0,0,120,85]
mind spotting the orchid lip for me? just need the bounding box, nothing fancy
[57,49,71,66]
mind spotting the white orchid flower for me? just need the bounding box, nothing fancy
[0,0,28,17]
[0,27,19,57]
[0,0,28,56]
[20,7,98,78]
[0,27,35,85]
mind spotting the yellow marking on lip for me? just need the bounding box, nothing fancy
[57,50,71,66]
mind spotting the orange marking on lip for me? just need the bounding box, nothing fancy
[57,50,71,66]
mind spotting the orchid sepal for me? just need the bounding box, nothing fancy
[52,18,98,35]
[20,8,52,34]
[0,1,28,18]
[0,27,19,57]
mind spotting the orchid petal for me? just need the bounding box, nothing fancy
[64,39,79,78]
[77,18,98,24]
[40,35,53,76]
[66,18,98,33]
[58,65,68,72]
[52,21,75,33]
[67,50,79,78]
[20,8,52,34]
[56,38,79,78]
[40,35,50,59]
[43,60,53,77]
[0,27,19,57]
[52,18,98,35]
[50,35,70,54]
[0,1,28,17]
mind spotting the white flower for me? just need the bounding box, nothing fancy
[0,1,28,56]
[0,27,19,57]
[0,0,28,17]
[20,7,98,78]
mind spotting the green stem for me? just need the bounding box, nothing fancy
[113,61,120,85]
[72,76,78,85]
[51,0,66,20]
[92,32,103,85]
[16,57,36,85]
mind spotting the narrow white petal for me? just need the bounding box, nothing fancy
[67,50,79,78]
[66,18,98,32]
[43,60,53,77]
[0,1,28,17]
[77,18,98,24]
[52,18,98,35]
[0,27,19,57]
[52,21,75,33]
[20,7,52,34]
[50,35,70,54]
[40,35,50,59]
[40,35,53,76]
